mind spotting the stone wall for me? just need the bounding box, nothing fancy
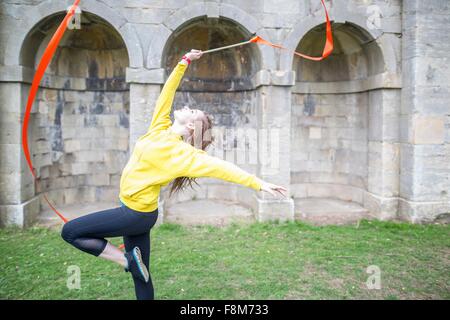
[400,0,450,222]
[28,13,130,209]
[32,88,129,208]
[0,0,448,227]
[291,92,369,204]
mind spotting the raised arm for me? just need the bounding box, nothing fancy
[149,49,203,133]
[148,61,188,132]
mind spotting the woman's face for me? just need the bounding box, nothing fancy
[174,105,204,126]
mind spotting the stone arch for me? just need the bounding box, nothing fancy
[5,0,143,68]
[152,3,272,223]
[288,12,401,222]
[17,9,132,209]
[280,10,397,74]
[294,21,385,82]
[146,2,276,70]
[162,17,262,92]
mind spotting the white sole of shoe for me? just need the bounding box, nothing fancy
[133,247,149,283]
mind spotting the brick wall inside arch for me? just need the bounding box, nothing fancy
[290,22,388,209]
[25,13,131,208]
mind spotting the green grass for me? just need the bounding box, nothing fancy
[0,220,449,300]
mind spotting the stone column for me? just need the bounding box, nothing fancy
[0,69,41,227]
[253,70,295,222]
[126,68,166,144]
[399,0,450,223]
[365,88,401,220]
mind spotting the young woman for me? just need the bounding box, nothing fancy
[61,49,287,300]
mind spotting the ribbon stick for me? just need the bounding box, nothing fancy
[22,0,81,223]
[201,39,255,54]
[202,0,333,61]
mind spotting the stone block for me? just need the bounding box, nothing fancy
[0,144,22,174]
[61,114,85,127]
[37,100,49,114]
[63,188,81,205]
[98,115,119,127]
[254,196,294,222]
[0,196,40,228]
[309,172,350,185]
[80,186,97,203]
[305,183,365,204]
[263,0,299,14]
[39,166,50,179]
[103,126,122,139]
[103,151,128,165]
[290,183,307,198]
[110,174,121,186]
[309,127,322,140]
[0,121,20,144]
[255,12,299,29]
[0,172,21,204]
[0,83,21,113]
[73,150,104,163]
[64,139,82,153]
[398,198,450,224]
[123,7,171,24]
[363,191,399,221]
[77,127,104,139]
[206,183,238,202]
[33,152,53,168]
[412,115,445,144]
[71,162,90,175]
[86,174,110,186]
[95,186,118,202]
[33,140,52,155]
[61,127,77,140]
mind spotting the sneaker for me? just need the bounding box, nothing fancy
[124,247,149,283]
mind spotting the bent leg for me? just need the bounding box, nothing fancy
[60,206,145,257]
[61,204,158,299]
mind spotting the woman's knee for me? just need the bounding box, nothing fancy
[61,221,76,244]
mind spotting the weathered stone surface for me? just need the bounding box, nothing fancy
[295,197,373,226]
[1,0,448,227]
[399,0,450,222]
[166,199,254,227]
[254,197,294,222]
[0,196,40,228]
[411,115,445,145]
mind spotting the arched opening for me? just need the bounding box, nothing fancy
[295,22,384,82]
[160,17,262,225]
[20,12,130,223]
[291,22,385,224]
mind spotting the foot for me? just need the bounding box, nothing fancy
[124,247,149,283]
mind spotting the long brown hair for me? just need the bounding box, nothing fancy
[168,112,215,197]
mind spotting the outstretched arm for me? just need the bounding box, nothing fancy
[182,149,287,198]
[148,49,203,132]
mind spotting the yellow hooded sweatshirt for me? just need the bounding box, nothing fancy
[119,60,262,212]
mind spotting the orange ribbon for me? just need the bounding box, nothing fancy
[22,0,124,250]
[22,0,81,224]
[250,0,333,61]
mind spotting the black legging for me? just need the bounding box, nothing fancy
[61,200,158,300]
